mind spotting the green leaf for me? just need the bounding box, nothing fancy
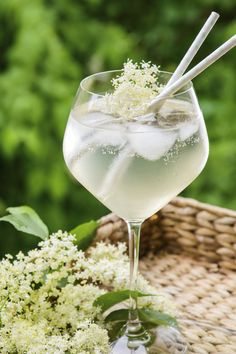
[108,321,126,342]
[105,309,129,322]
[105,308,177,342]
[138,308,177,327]
[105,308,177,327]
[70,220,99,250]
[94,290,152,313]
[0,206,49,240]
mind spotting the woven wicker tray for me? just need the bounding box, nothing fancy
[95,197,236,354]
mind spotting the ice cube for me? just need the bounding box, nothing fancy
[79,111,111,127]
[63,117,83,163]
[94,123,126,148]
[80,112,126,148]
[179,121,199,141]
[128,124,177,161]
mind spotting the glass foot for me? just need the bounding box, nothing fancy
[111,326,188,354]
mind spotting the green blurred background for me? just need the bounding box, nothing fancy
[0,0,236,257]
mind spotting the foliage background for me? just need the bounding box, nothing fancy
[0,0,236,257]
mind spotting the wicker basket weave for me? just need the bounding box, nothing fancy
[95,197,236,354]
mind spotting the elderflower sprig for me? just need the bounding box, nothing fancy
[0,231,176,354]
[0,206,177,353]
[103,59,162,120]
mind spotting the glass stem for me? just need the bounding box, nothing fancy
[126,221,142,333]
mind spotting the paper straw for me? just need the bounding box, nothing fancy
[166,11,219,87]
[148,34,236,112]
[98,145,133,201]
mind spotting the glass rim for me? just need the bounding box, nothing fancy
[79,69,194,98]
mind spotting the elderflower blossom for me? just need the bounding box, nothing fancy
[0,231,175,353]
[103,59,162,119]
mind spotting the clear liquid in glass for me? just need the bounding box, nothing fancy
[63,98,208,221]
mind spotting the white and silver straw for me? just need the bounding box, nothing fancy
[166,11,219,87]
[148,34,236,112]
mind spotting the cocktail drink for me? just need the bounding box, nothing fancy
[63,66,209,353]
[64,72,208,222]
[64,104,207,222]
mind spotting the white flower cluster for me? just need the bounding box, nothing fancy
[103,59,161,119]
[0,231,175,353]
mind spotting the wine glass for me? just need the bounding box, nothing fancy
[63,70,209,353]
